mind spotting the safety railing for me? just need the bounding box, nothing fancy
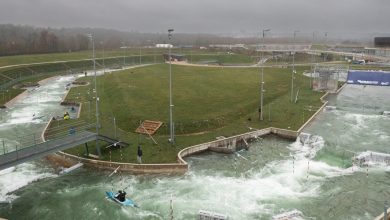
[0,122,96,156]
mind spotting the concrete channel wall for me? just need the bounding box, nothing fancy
[56,151,188,175]
[178,127,297,164]
[45,125,297,175]
[297,83,346,133]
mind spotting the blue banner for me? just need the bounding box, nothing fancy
[347,70,390,86]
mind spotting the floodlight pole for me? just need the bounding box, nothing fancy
[260,28,270,121]
[310,32,315,88]
[168,29,175,145]
[101,41,105,74]
[139,47,142,65]
[122,41,126,66]
[89,34,101,157]
[324,32,328,62]
[154,43,157,63]
[291,30,299,103]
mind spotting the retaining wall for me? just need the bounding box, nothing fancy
[297,83,346,133]
[177,127,297,164]
[45,125,297,174]
[56,151,188,175]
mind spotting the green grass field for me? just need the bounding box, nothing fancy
[0,48,224,68]
[0,48,260,106]
[61,64,324,163]
[0,54,167,105]
[188,54,256,65]
[2,48,387,163]
[265,53,345,65]
[0,49,165,67]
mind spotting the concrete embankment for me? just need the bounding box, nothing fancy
[374,208,390,220]
[298,83,346,132]
[45,124,297,175]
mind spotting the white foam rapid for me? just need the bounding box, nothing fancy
[0,75,76,202]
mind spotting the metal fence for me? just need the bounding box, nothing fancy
[0,120,95,156]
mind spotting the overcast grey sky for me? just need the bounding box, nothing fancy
[1,0,389,35]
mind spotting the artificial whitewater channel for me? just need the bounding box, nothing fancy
[0,73,390,219]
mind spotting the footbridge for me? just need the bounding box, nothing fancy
[0,122,128,170]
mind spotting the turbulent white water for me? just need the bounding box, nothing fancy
[0,163,56,202]
[0,75,76,202]
[0,66,151,207]
[0,79,389,219]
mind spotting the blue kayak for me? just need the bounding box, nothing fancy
[105,191,138,207]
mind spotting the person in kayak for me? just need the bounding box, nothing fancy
[115,190,127,202]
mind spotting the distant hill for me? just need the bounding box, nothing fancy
[0,24,250,56]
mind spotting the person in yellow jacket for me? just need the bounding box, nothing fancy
[63,112,70,120]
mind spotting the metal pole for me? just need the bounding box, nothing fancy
[170,194,174,220]
[139,47,142,65]
[324,32,328,62]
[310,32,315,89]
[260,28,270,121]
[168,29,174,145]
[114,117,117,139]
[291,30,299,103]
[102,42,105,74]
[384,201,388,220]
[90,34,101,157]
[2,140,5,155]
[154,42,156,63]
[88,100,91,121]
[190,48,193,63]
[122,42,126,66]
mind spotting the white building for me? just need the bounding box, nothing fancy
[256,44,311,52]
[365,47,390,58]
[155,44,173,48]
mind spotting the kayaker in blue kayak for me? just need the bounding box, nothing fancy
[115,190,127,202]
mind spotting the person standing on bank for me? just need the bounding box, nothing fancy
[137,145,143,164]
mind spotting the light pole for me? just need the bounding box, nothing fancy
[154,42,157,63]
[291,30,299,103]
[88,34,101,157]
[260,28,270,121]
[310,32,315,88]
[122,41,126,67]
[139,46,142,65]
[323,32,328,62]
[100,41,105,74]
[168,29,175,144]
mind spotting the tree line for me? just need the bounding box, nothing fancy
[0,24,89,56]
[1,24,360,57]
[0,24,268,57]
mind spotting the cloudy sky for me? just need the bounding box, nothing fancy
[1,0,389,35]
